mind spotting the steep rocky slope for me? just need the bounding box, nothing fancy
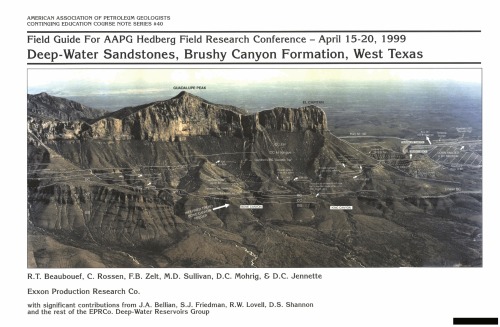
[28,92,106,121]
[27,92,482,268]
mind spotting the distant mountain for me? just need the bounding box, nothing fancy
[27,92,482,268]
[27,92,107,121]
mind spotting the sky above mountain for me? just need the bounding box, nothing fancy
[28,68,481,98]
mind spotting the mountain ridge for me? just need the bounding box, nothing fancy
[27,92,107,121]
[26,91,482,268]
[28,92,328,142]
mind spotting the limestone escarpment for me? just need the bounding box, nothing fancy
[28,91,328,142]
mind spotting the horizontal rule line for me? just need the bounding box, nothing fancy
[27,62,482,65]
[26,30,481,34]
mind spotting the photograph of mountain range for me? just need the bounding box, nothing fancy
[27,69,482,268]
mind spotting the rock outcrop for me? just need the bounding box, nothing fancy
[28,92,106,121]
[28,91,328,142]
[26,92,482,268]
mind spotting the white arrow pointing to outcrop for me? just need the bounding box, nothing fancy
[213,204,230,211]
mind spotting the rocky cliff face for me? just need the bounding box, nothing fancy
[28,117,89,141]
[29,91,328,142]
[257,106,327,132]
[26,92,482,268]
